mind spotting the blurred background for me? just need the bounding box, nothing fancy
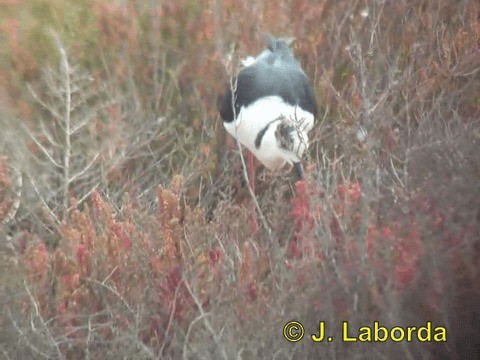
[0,1,479,359]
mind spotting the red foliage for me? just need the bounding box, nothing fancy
[246,282,257,302]
[25,242,48,279]
[393,223,424,288]
[209,248,222,266]
[290,177,430,292]
[288,180,324,259]
[18,178,227,352]
[291,180,315,230]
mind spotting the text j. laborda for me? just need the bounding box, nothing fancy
[283,321,447,343]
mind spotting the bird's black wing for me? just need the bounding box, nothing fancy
[219,62,316,122]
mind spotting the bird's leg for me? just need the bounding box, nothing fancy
[246,150,258,233]
[293,162,304,180]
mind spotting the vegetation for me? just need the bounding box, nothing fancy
[1,0,479,359]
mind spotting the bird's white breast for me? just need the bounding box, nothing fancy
[223,96,314,170]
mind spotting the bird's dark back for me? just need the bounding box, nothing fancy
[219,40,317,122]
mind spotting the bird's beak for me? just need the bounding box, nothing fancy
[293,162,303,179]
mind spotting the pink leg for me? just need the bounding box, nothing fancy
[246,150,258,233]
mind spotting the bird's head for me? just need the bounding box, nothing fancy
[263,33,295,51]
[274,119,309,165]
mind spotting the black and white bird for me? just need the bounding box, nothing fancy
[219,37,317,179]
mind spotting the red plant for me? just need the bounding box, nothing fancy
[209,248,222,266]
[18,178,220,347]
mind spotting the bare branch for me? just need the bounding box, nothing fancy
[22,124,63,169]
[183,279,229,360]
[68,152,100,183]
[1,165,22,225]
[26,84,63,122]
[24,282,65,359]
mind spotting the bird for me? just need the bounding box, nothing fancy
[219,36,317,179]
